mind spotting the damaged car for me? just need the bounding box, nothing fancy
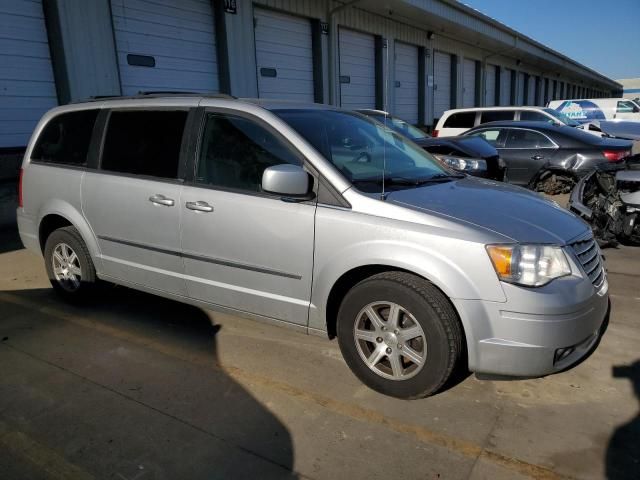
[464,121,633,194]
[569,169,640,246]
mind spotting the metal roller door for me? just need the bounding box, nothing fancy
[500,68,512,105]
[254,8,314,102]
[527,76,536,105]
[485,65,496,106]
[111,0,219,95]
[517,72,525,105]
[394,42,419,124]
[433,51,452,119]
[462,58,476,108]
[0,0,57,148]
[339,28,376,109]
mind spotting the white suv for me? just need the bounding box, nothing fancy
[434,107,580,137]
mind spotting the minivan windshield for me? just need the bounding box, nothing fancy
[543,108,581,127]
[273,109,453,193]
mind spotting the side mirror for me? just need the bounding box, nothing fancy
[262,164,310,197]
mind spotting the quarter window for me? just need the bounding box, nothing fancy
[442,112,476,128]
[196,113,301,193]
[31,110,99,166]
[101,110,188,179]
[505,129,554,149]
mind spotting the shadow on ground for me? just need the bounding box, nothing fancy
[607,360,640,479]
[0,228,22,254]
[0,286,297,479]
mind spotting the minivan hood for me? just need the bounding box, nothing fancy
[386,177,589,244]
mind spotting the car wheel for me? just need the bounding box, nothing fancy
[44,226,98,302]
[337,271,463,399]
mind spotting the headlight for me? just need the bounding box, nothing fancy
[486,244,571,287]
[434,155,487,172]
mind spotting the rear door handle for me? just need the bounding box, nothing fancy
[186,201,214,213]
[149,194,174,207]
[531,155,544,160]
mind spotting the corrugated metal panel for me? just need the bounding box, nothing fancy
[111,0,219,95]
[0,0,57,148]
[462,58,475,108]
[254,8,314,101]
[338,28,375,109]
[393,41,419,124]
[433,51,451,118]
[527,75,535,105]
[485,64,496,106]
[517,72,525,105]
[500,68,512,105]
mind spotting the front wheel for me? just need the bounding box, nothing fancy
[337,272,463,399]
[44,226,99,302]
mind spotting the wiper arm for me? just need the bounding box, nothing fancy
[352,173,463,186]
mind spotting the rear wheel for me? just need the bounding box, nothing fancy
[44,226,98,302]
[337,272,463,399]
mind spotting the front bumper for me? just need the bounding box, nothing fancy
[453,274,609,377]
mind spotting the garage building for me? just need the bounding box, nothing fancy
[0,0,622,152]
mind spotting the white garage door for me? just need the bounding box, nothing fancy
[433,51,452,119]
[517,72,525,105]
[501,68,512,105]
[485,64,496,107]
[394,42,419,124]
[111,0,219,95]
[339,28,376,109]
[254,8,314,102]
[462,58,476,108]
[0,0,57,148]
[527,76,536,105]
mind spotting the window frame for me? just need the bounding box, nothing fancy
[501,127,559,150]
[186,106,322,203]
[95,107,194,185]
[29,108,102,171]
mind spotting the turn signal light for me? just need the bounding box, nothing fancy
[432,130,439,137]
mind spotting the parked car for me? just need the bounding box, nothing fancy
[548,98,640,123]
[19,95,609,399]
[356,109,506,181]
[464,121,633,194]
[434,106,581,137]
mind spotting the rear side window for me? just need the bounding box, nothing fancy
[101,110,188,179]
[505,129,555,148]
[479,111,513,123]
[31,109,99,166]
[519,111,551,122]
[468,129,506,147]
[443,112,476,128]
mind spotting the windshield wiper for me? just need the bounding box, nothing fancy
[352,173,464,187]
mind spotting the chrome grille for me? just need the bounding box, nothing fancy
[570,235,605,289]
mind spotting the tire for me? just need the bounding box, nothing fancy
[336,272,463,399]
[44,226,99,302]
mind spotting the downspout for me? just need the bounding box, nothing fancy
[327,0,360,105]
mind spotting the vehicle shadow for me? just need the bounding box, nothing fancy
[606,360,640,480]
[0,286,297,479]
[0,227,23,254]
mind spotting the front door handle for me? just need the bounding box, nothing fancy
[186,201,214,213]
[149,194,175,207]
[531,155,544,160]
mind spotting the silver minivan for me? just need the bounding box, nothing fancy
[17,94,609,399]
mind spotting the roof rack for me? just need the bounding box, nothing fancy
[77,91,236,104]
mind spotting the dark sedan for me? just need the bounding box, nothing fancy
[463,121,633,194]
[356,110,506,181]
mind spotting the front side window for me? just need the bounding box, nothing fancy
[31,109,99,166]
[443,112,476,128]
[101,110,188,179]
[617,101,639,113]
[274,109,449,193]
[196,113,301,193]
[505,129,555,149]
